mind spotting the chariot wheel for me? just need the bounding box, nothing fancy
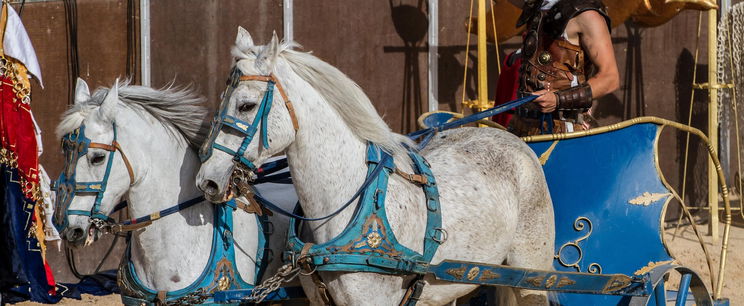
[629,264,722,306]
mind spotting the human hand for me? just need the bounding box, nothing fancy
[532,89,558,113]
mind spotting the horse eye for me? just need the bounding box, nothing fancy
[238,103,256,113]
[90,154,106,165]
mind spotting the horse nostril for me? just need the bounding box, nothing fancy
[202,180,220,196]
[67,227,85,241]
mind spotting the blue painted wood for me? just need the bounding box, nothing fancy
[429,260,650,295]
[653,280,666,306]
[675,273,693,306]
[526,123,675,305]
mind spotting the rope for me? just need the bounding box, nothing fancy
[460,0,474,115]
[488,0,500,75]
[674,11,703,240]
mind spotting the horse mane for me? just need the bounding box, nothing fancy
[233,41,413,158]
[56,80,209,149]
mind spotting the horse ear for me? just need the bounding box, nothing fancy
[236,26,254,50]
[98,79,119,122]
[74,78,90,105]
[260,31,281,71]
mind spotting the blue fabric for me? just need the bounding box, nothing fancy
[0,165,62,304]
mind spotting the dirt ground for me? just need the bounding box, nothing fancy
[14,223,744,306]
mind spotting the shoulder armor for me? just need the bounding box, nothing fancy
[544,0,611,38]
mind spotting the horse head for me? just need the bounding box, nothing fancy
[54,78,134,246]
[197,27,298,202]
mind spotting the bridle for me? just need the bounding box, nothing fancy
[53,123,135,232]
[199,67,299,174]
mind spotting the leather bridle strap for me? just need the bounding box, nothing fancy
[88,141,135,185]
[239,74,299,131]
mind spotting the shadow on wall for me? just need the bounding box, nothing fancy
[674,48,709,209]
[389,0,428,133]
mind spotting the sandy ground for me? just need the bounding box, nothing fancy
[14,223,744,305]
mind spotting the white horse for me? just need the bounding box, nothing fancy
[55,78,294,302]
[196,28,555,305]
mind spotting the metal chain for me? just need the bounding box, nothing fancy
[158,288,208,306]
[245,263,301,303]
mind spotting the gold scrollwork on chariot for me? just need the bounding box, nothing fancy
[554,217,603,274]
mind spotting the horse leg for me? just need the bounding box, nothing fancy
[506,174,555,305]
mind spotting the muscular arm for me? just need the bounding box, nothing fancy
[533,10,619,112]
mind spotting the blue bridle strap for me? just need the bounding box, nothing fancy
[200,71,298,173]
[53,123,135,231]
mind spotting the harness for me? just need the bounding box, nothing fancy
[199,67,299,171]
[199,67,446,304]
[53,123,135,231]
[286,144,443,305]
[53,122,277,305]
[118,202,271,306]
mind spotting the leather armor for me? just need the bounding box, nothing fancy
[516,0,610,112]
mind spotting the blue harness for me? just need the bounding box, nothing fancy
[285,144,443,275]
[54,123,279,305]
[53,124,132,231]
[118,202,271,306]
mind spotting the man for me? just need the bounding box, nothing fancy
[506,0,619,136]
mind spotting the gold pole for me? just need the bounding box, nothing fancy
[476,0,489,111]
[708,8,720,241]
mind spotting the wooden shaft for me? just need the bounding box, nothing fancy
[476,0,489,111]
[708,8,719,242]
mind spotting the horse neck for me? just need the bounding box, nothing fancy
[118,111,213,289]
[282,77,369,242]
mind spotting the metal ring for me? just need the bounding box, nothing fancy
[433,227,448,244]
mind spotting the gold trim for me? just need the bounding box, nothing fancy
[556,277,576,288]
[526,276,544,287]
[555,217,602,274]
[446,267,466,279]
[235,122,249,132]
[538,141,559,165]
[466,267,480,281]
[544,274,558,288]
[633,260,676,276]
[602,275,633,293]
[478,270,500,281]
[628,192,671,206]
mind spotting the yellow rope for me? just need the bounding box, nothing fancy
[460,0,475,115]
[489,0,500,75]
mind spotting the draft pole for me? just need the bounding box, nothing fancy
[708,7,720,241]
[476,0,489,111]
